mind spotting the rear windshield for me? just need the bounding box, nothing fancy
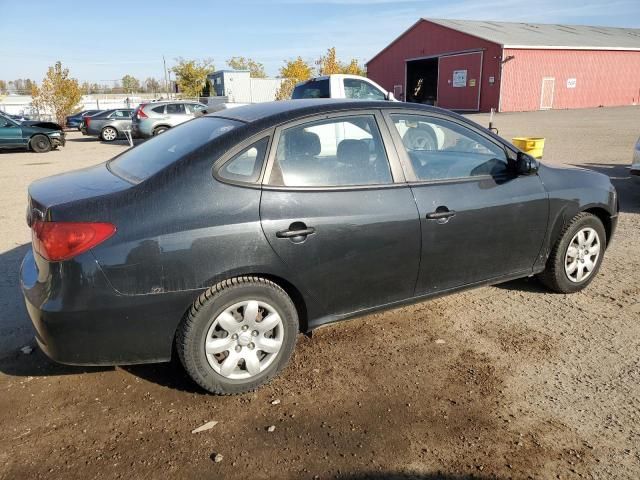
[108,117,241,183]
[292,79,330,99]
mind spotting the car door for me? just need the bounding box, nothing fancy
[166,103,189,125]
[0,116,24,147]
[384,111,549,294]
[260,111,421,316]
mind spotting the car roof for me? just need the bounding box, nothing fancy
[207,99,448,124]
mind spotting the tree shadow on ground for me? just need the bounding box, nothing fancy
[579,163,640,214]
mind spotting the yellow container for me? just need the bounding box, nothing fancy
[512,137,545,158]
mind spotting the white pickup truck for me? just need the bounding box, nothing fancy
[292,74,397,101]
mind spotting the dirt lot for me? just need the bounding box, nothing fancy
[0,107,639,480]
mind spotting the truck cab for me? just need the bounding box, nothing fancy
[292,74,397,101]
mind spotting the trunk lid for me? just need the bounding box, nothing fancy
[27,162,132,224]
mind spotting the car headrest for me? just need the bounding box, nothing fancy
[288,131,321,157]
[337,139,369,166]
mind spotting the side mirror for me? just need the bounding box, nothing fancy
[515,152,539,175]
[386,92,396,101]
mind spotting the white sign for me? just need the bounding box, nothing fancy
[452,70,467,88]
[567,78,577,89]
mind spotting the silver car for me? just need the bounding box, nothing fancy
[83,109,134,142]
[132,101,207,138]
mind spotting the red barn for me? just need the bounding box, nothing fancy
[366,19,640,112]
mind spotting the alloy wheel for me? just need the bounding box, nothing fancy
[564,227,601,283]
[102,127,117,141]
[204,300,284,379]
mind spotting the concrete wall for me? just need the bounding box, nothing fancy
[500,49,640,111]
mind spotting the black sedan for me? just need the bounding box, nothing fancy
[21,100,618,394]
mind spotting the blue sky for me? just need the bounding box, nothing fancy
[1,0,639,84]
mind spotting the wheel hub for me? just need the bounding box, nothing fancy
[237,332,251,346]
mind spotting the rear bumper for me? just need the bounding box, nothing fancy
[20,249,197,365]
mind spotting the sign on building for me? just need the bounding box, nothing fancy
[452,70,467,87]
[566,78,577,89]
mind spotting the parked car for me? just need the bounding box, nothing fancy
[131,101,207,138]
[292,74,396,101]
[632,136,640,180]
[82,109,134,141]
[22,100,618,394]
[66,109,102,130]
[0,111,65,152]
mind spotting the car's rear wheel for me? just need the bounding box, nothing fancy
[101,126,118,142]
[538,212,606,293]
[177,276,298,395]
[30,134,51,153]
[153,126,168,136]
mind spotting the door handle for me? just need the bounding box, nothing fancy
[276,222,316,240]
[426,207,456,222]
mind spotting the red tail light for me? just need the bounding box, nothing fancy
[32,221,116,261]
[136,105,148,119]
[83,116,91,128]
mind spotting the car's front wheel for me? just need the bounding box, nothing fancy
[101,126,118,142]
[538,212,606,293]
[177,276,299,395]
[30,134,51,153]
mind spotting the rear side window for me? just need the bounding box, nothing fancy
[291,79,330,99]
[152,105,165,114]
[108,117,241,183]
[269,115,392,187]
[218,137,269,183]
[166,103,186,114]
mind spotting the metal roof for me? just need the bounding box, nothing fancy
[426,18,640,50]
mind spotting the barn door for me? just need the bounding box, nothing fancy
[437,51,482,111]
[540,77,555,110]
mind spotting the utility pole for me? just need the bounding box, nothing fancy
[163,56,170,99]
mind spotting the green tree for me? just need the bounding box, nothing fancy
[145,77,161,95]
[0,80,7,94]
[121,75,141,93]
[171,57,214,98]
[31,61,82,126]
[275,57,313,100]
[226,56,266,78]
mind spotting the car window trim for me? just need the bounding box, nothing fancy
[212,129,275,189]
[262,110,406,190]
[379,109,515,184]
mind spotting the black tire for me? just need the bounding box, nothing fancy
[30,134,51,153]
[537,212,606,293]
[177,276,298,395]
[101,126,118,142]
[153,126,168,136]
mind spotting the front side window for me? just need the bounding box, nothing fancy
[218,137,269,183]
[269,115,392,187]
[344,79,386,100]
[186,103,207,114]
[390,114,508,181]
[166,103,187,115]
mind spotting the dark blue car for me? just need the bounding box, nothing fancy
[65,110,102,129]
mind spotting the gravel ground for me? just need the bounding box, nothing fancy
[0,107,638,480]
